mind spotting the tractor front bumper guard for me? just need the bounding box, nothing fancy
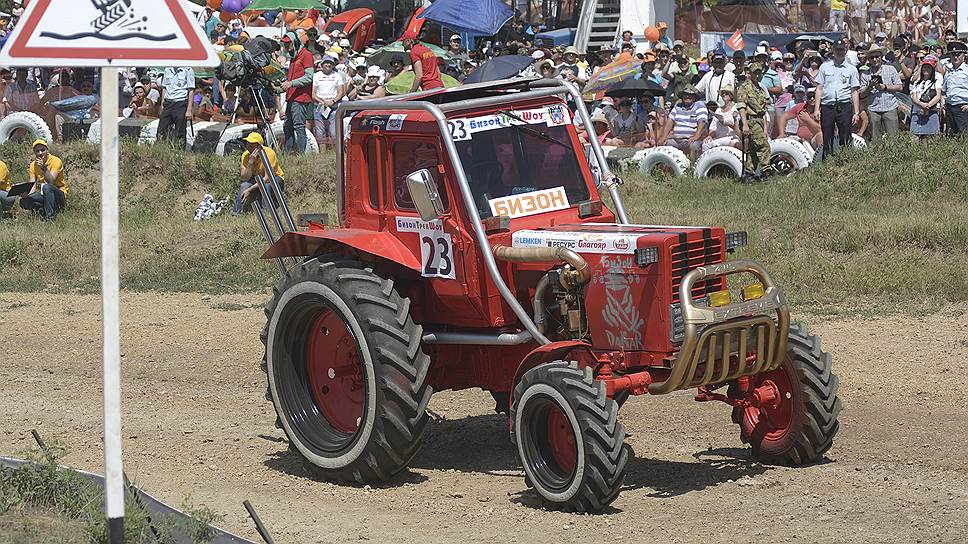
[648,260,790,395]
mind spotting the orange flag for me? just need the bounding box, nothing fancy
[726,29,744,51]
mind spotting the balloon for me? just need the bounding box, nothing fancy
[240,0,252,7]
[221,0,243,13]
[644,25,660,42]
[206,0,222,10]
[219,10,234,22]
[284,11,297,24]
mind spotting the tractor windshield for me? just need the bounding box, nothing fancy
[452,117,590,219]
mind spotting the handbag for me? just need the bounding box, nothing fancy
[919,87,937,105]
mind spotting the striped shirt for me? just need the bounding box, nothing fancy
[669,102,708,139]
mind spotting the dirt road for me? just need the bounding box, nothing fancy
[2,292,967,543]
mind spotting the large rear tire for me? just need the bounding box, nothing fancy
[731,324,841,465]
[511,361,628,512]
[0,111,53,144]
[264,257,432,483]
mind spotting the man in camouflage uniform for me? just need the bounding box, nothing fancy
[736,62,771,181]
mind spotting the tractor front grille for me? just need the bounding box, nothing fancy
[670,236,724,302]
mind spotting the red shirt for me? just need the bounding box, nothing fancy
[409,43,443,90]
[785,102,817,140]
[286,46,314,103]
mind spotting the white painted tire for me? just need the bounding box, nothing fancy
[87,119,101,144]
[769,138,812,175]
[637,146,691,176]
[270,120,319,154]
[0,111,53,144]
[694,146,743,178]
[813,133,868,162]
[137,120,160,146]
[215,123,258,155]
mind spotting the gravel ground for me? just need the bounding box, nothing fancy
[2,292,967,543]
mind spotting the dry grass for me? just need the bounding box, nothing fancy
[0,135,965,315]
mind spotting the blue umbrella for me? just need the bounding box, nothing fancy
[463,55,533,84]
[418,0,513,36]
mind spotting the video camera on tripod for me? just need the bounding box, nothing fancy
[216,36,286,89]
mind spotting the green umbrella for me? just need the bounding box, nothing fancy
[368,40,451,71]
[385,72,460,95]
[243,0,328,11]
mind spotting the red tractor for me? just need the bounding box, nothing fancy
[256,79,841,511]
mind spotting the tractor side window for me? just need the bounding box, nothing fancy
[366,137,383,209]
[391,141,447,211]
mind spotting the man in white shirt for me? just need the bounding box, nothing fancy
[696,50,735,106]
[312,55,345,148]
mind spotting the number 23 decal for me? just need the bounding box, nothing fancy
[447,119,469,141]
[421,233,455,279]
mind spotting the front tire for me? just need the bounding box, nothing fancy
[731,324,841,465]
[264,258,432,483]
[511,361,628,512]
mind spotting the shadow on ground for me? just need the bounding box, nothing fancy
[263,447,429,487]
[624,447,769,497]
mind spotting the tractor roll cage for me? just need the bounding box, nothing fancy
[334,79,629,346]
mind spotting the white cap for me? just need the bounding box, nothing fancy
[317,33,331,43]
[338,38,351,48]
[531,50,545,59]
[366,65,385,79]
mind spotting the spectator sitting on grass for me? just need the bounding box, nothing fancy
[0,159,13,218]
[702,86,739,152]
[605,98,641,146]
[128,83,156,119]
[20,139,68,221]
[233,132,286,217]
[194,86,216,121]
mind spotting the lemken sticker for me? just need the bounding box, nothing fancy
[489,187,570,219]
[512,230,639,254]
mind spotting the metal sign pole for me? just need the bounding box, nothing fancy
[100,65,125,544]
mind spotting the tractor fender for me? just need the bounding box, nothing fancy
[510,341,597,398]
[261,229,422,272]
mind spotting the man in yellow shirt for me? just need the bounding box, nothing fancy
[0,160,14,217]
[21,139,68,220]
[232,132,285,216]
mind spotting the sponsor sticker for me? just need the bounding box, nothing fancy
[395,217,454,279]
[511,230,638,254]
[395,217,444,233]
[447,105,572,141]
[488,187,570,219]
[387,113,406,131]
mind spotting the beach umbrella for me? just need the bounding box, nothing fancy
[368,40,451,70]
[463,55,533,84]
[604,78,666,98]
[385,72,460,95]
[243,0,326,11]
[583,57,642,94]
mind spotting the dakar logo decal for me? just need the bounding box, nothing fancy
[599,255,644,350]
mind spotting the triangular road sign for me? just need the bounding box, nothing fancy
[0,0,219,67]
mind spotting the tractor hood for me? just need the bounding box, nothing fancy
[510,223,725,261]
[510,223,730,352]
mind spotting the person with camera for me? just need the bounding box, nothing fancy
[813,42,860,159]
[20,139,68,221]
[910,56,943,140]
[233,132,286,217]
[280,31,315,154]
[860,45,902,140]
[942,41,968,135]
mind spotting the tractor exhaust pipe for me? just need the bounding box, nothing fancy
[492,246,591,289]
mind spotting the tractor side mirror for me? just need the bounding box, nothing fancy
[405,169,445,221]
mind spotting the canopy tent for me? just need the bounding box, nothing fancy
[418,0,513,36]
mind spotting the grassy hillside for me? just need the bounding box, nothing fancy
[0,136,965,315]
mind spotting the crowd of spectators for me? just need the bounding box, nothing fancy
[2,2,968,217]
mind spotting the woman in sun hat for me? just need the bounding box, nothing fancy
[350,65,387,99]
[909,56,942,139]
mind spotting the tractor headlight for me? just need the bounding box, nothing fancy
[634,246,659,267]
[725,231,748,253]
[742,282,765,301]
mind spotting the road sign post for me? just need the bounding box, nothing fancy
[0,2,217,542]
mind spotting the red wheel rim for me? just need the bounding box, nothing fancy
[306,309,365,435]
[546,405,577,474]
[742,361,796,442]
